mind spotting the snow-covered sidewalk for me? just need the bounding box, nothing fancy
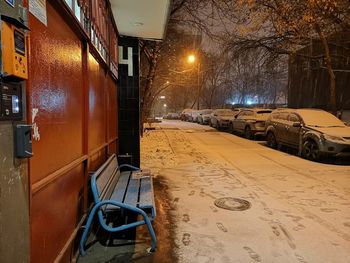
[141,120,350,263]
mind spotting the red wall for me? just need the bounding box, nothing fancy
[28,2,118,262]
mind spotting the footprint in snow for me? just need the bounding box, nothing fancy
[188,190,195,196]
[243,246,262,262]
[210,206,218,213]
[182,214,190,223]
[182,233,191,246]
[216,222,228,233]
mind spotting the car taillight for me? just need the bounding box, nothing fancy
[255,121,265,127]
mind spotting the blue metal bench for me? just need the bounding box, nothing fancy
[79,154,157,256]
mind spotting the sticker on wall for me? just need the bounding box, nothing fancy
[29,0,47,26]
[5,0,15,7]
[32,108,41,141]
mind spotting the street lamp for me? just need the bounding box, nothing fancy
[188,54,196,64]
[187,54,200,110]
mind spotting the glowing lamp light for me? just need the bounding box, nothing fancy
[163,104,167,107]
[188,55,196,64]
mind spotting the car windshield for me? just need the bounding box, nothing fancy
[216,109,234,116]
[298,110,345,127]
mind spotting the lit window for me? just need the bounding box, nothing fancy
[64,0,72,8]
[74,1,81,22]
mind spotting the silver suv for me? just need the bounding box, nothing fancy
[210,109,236,130]
[265,108,350,161]
[230,108,272,139]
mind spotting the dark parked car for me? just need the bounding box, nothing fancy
[265,108,350,161]
[180,109,192,121]
[231,108,272,139]
[164,112,180,119]
[210,109,236,129]
[190,110,200,122]
[197,109,213,124]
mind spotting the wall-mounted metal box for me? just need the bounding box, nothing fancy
[14,124,33,158]
[0,82,23,121]
[0,0,25,22]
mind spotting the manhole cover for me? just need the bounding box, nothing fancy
[214,197,251,211]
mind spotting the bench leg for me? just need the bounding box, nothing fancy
[80,201,157,256]
[140,210,157,251]
[79,204,101,256]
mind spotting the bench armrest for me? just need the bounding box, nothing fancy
[119,164,140,171]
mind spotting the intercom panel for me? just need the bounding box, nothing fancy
[1,21,28,79]
[0,82,23,120]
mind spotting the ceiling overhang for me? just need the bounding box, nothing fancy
[110,0,171,40]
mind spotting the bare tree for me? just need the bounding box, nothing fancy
[213,0,350,112]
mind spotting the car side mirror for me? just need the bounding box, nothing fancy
[292,122,302,127]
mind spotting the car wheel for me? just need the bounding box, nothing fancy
[244,126,252,139]
[229,123,234,133]
[266,132,277,149]
[302,140,320,161]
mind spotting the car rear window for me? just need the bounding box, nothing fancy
[257,110,272,115]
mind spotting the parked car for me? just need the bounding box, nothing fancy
[197,109,213,124]
[180,109,192,121]
[190,110,201,122]
[265,108,350,161]
[210,109,236,129]
[164,112,180,119]
[230,108,272,139]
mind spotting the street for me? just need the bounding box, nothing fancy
[141,120,350,263]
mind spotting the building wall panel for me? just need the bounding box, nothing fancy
[108,75,117,140]
[31,165,84,263]
[88,53,107,152]
[26,1,119,262]
[29,2,84,184]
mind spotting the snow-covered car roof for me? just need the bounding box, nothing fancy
[275,108,345,127]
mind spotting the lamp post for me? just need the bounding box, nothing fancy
[187,54,200,110]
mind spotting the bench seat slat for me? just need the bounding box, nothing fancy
[111,171,130,201]
[124,178,140,206]
[96,156,118,197]
[139,177,154,209]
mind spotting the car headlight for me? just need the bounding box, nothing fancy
[322,134,346,142]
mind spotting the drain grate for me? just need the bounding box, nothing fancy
[214,197,251,211]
